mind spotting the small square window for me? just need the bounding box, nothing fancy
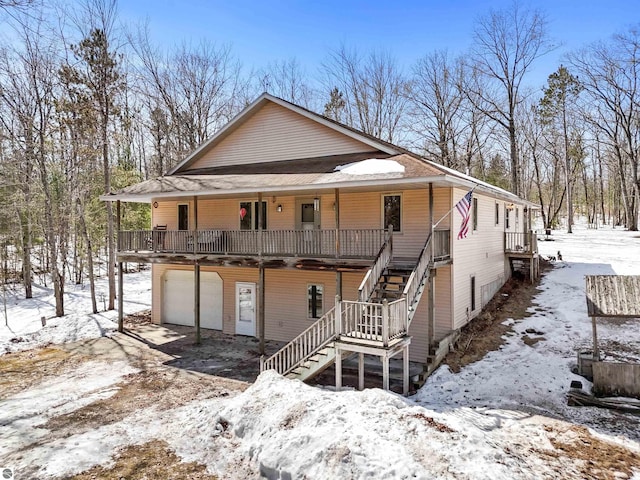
[308,284,323,319]
[383,194,401,232]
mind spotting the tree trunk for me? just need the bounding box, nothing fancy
[104,111,116,310]
[509,116,519,196]
[78,199,98,314]
[19,209,33,298]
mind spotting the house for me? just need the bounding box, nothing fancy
[103,93,538,393]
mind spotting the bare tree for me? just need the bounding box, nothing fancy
[322,45,409,143]
[130,26,244,171]
[467,1,553,196]
[568,26,640,230]
[257,57,316,108]
[407,50,465,168]
[0,15,65,314]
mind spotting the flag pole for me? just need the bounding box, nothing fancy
[432,184,479,231]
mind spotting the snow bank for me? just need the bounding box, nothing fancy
[169,371,570,479]
[0,270,151,355]
[335,159,405,175]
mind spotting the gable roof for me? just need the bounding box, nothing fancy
[168,93,402,175]
[103,93,538,208]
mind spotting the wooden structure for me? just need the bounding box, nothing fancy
[583,275,640,398]
[103,93,538,393]
[504,230,539,281]
[585,275,640,358]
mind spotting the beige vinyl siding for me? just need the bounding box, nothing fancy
[151,188,449,260]
[264,270,338,341]
[451,188,509,330]
[152,264,258,335]
[151,264,446,363]
[152,200,195,230]
[407,264,452,362]
[188,102,375,170]
[434,265,453,341]
[339,187,450,260]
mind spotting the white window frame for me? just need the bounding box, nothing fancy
[381,193,403,233]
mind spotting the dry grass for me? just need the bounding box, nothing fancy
[66,440,218,480]
[444,260,552,373]
[538,424,640,480]
[44,368,241,435]
[0,347,83,399]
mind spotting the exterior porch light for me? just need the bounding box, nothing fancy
[277,204,283,212]
[314,197,320,211]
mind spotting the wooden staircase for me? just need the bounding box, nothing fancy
[261,232,437,390]
[285,345,353,382]
[369,268,413,302]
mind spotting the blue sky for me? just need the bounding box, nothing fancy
[120,0,636,89]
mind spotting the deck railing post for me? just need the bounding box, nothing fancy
[335,294,342,337]
[382,299,389,347]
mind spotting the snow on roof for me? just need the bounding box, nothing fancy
[334,159,405,175]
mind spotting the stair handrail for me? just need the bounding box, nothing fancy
[402,232,433,322]
[260,305,337,376]
[358,225,394,302]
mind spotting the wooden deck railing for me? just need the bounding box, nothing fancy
[260,295,409,375]
[118,228,386,259]
[433,229,451,261]
[341,299,407,346]
[504,231,538,254]
[357,226,393,302]
[402,232,433,323]
[260,305,337,376]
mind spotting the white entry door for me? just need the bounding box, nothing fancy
[235,282,256,337]
[162,270,223,330]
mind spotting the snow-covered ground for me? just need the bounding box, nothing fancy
[416,226,640,434]
[0,269,151,355]
[1,226,639,479]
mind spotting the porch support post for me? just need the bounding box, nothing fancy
[335,188,342,297]
[403,343,410,395]
[257,192,263,256]
[358,352,365,391]
[194,262,201,344]
[258,263,265,355]
[592,316,599,361]
[382,354,390,391]
[428,183,435,348]
[335,344,342,391]
[193,195,198,254]
[117,200,124,333]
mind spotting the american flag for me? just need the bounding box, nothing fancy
[455,190,473,240]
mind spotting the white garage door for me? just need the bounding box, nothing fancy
[162,270,223,330]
